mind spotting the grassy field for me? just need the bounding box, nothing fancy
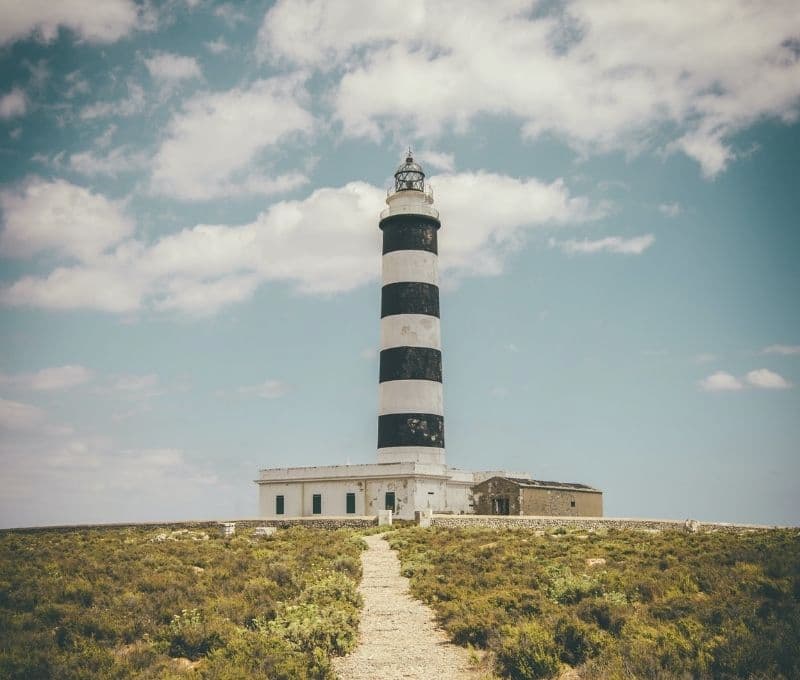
[0,525,365,679]
[3,523,798,679]
[388,526,800,679]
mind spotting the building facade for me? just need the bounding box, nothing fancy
[472,476,603,517]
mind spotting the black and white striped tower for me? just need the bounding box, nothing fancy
[377,153,445,466]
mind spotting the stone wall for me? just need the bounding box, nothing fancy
[257,516,378,529]
[428,514,780,533]
[522,487,603,517]
[2,516,378,534]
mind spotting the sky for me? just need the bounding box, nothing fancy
[0,0,798,528]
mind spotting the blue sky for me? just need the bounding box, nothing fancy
[0,0,798,528]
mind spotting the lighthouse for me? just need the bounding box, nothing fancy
[256,154,586,521]
[377,153,445,466]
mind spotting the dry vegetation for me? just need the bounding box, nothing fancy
[0,525,365,679]
[388,526,800,679]
[3,522,798,679]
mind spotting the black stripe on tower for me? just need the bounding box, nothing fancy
[378,413,445,448]
[381,282,439,318]
[380,214,440,254]
[379,346,442,383]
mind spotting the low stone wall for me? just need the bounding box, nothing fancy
[258,516,378,529]
[428,514,781,533]
[2,516,378,534]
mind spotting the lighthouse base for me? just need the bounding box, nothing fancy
[256,461,474,520]
[376,446,445,466]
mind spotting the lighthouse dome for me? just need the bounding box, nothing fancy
[394,153,425,192]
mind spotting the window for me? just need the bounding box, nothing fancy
[570,500,576,508]
[312,494,322,515]
[385,491,396,511]
[346,492,356,514]
[275,495,284,515]
[492,497,510,515]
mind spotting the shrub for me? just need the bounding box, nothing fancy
[263,601,359,656]
[493,621,561,679]
[546,566,603,604]
[166,608,228,660]
[388,526,800,679]
[554,616,607,665]
[577,598,627,636]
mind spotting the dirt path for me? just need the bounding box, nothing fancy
[333,533,482,680]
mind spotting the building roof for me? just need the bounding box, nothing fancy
[478,476,600,492]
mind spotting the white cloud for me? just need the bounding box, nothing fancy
[259,0,800,177]
[144,52,202,84]
[658,202,682,217]
[2,172,597,314]
[69,146,148,176]
[214,3,247,26]
[150,76,313,200]
[700,368,793,391]
[550,234,655,255]
[24,58,50,90]
[64,70,90,98]
[671,130,735,179]
[0,0,139,46]
[0,432,222,526]
[205,38,229,54]
[0,398,45,430]
[0,365,92,391]
[745,369,792,389]
[0,88,27,119]
[95,124,117,148]
[436,173,601,276]
[0,177,134,261]
[1,265,147,313]
[238,379,289,399]
[698,371,744,392]
[762,344,800,355]
[417,149,455,172]
[80,81,145,120]
[155,273,263,315]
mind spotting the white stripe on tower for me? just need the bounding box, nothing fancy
[378,380,444,416]
[381,250,439,286]
[380,315,441,350]
[377,152,445,466]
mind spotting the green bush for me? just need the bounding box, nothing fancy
[0,525,365,679]
[389,526,800,679]
[494,620,561,679]
[554,616,607,665]
[166,608,228,660]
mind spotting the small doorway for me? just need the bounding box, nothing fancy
[385,491,396,512]
[492,496,510,515]
[312,494,322,514]
[346,492,356,514]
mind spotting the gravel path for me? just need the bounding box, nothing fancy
[333,533,482,680]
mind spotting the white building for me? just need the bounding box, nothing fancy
[256,155,527,520]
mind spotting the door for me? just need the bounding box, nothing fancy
[385,491,396,512]
[312,494,322,514]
